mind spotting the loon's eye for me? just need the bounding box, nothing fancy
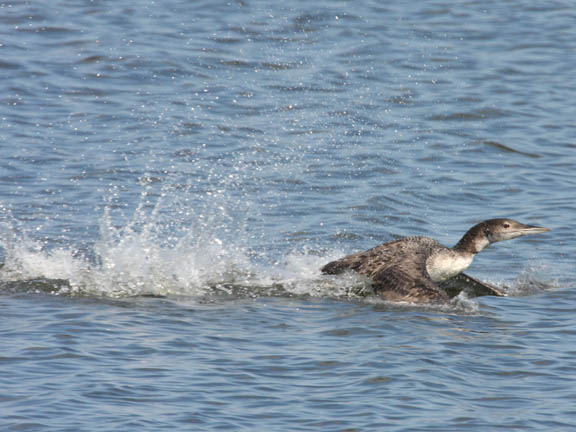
[503,223,510,229]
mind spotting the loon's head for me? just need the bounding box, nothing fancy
[456,218,550,253]
[481,218,551,243]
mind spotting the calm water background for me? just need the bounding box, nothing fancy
[1,0,575,430]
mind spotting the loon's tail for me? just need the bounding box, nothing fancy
[321,259,352,275]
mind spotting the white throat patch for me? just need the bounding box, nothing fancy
[426,252,475,282]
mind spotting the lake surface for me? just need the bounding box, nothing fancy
[1,0,575,430]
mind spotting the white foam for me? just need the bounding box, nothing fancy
[0,188,257,297]
[502,263,558,297]
[260,248,372,298]
[0,214,370,300]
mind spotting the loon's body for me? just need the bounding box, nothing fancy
[322,218,550,304]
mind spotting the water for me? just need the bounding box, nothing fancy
[1,0,575,430]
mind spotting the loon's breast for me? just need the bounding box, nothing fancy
[425,251,475,282]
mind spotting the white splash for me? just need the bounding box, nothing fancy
[0,185,363,300]
[0,186,255,297]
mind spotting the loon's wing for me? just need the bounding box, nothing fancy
[440,273,506,298]
[369,249,450,304]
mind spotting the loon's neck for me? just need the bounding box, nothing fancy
[425,224,492,282]
[453,225,491,254]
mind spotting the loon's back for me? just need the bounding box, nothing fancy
[322,236,441,276]
[322,236,451,303]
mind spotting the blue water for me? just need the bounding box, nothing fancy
[1,0,575,430]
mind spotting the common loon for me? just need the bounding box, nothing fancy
[321,218,550,304]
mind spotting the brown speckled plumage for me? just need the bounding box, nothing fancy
[322,219,550,304]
